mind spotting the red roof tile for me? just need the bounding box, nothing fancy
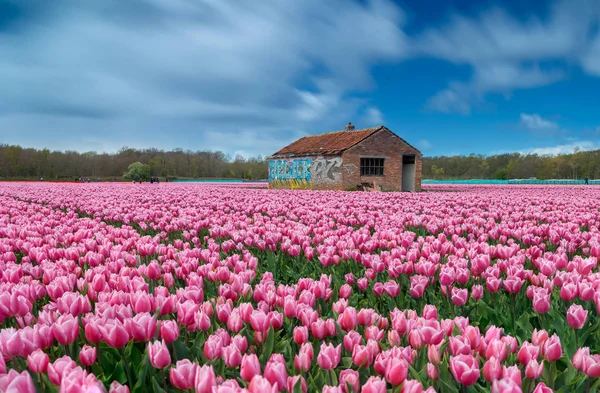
[272,126,383,157]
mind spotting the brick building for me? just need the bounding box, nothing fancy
[269,123,422,191]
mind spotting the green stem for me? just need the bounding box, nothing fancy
[120,347,133,385]
[162,368,169,392]
[329,369,334,387]
[38,373,45,393]
[512,294,517,336]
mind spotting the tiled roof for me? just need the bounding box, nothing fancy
[272,126,384,157]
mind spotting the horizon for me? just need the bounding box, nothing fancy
[2,140,598,160]
[1,0,599,157]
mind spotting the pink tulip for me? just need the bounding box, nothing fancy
[450,354,480,386]
[264,354,288,391]
[532,292,550,314]
[293,326,309,345]
[422,305,438,320]
[573,347,590,371]
[385,357,408,386]
[427,363,439,381]
[339,369,360,393]
[101,319,130,348]
[344,330,363,352]
[451,287,468,307]
[532,382,553,393]
[295,342,314,372]
[531,329,549,346]
[47,356,77,385]
[287,376,307,393]
[0,370,36,393]
[401,380,423,393]
[517,342,539,365]
[492,378,522,393]
[79,345,97,367]
[240,354,261,382]
[249,375,278,393]
[203,335,223,360]
[170,359,198,390]
[525,359,544,380]
[352,345,373,368]
[361,376,386,393]
[317,342,342,370]
[471,285,483,300]
[222,344,242,368]
[52,314,79,345]
[194,365,217,393]
[27,349,49,373]
[566,304,588,329]
[147,339,171,369]
[541,334,562,362]
[483,356,502,382]
[502,365,522,387]
[160,320,179,343]
[338,307,358,331]
[109,381,130,393]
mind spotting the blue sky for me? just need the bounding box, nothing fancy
[0,0,599,158]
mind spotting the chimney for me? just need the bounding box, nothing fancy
[344,122,355,131]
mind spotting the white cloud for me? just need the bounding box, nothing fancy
[417,0,600,114]
[521,141,598,155]
[363,107,384,125]
[0,0,409,156]
[417,139,432,150]
[519,113,559,131]
[425,88,472,115]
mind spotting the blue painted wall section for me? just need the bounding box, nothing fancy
[268,158,312,188]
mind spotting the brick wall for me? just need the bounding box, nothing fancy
[342,129,422,192]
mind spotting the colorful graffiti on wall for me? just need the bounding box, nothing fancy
[268,158,312,189]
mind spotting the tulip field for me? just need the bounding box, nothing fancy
[2,183,600,393]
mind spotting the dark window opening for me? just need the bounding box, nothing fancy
[360,157,384,176]
[403,155,416,164]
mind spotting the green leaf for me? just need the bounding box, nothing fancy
[341,357,353,368]
[132,356,150,393]
[114,361,128,384]
[292,378,304,393]
[260,326,275,365]
[330,369,338,386]
[151,375,167,393]
[40,373,60,393]
[173,338,192,360]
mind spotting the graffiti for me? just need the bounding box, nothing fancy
[269,159,312,182]
[268,157,343,188]
[269,179,312,189]
[312,157,342,183]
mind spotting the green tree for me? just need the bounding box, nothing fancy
[123,162,151,181]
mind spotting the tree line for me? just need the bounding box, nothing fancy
[422,150,600,180]
[0,145,268,180]
[1,143,600,181]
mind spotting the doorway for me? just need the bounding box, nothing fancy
[402,155,416,192]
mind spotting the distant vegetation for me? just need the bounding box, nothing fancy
[423,150,600,180]
[0,145,268,180]
[1,143,599,181]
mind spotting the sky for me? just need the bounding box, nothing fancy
[0,0,599,158]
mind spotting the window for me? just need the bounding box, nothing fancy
[360,157,385,176]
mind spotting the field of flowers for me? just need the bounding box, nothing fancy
[0,182,599,393]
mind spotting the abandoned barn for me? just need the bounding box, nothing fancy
[269,123,422,192]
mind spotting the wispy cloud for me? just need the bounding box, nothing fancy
[519,113,559,132]
[0,0,409,155]
[362,107,384,125]
[522,141,598,155]
[418,0,600,114]
[417,139,432,150]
